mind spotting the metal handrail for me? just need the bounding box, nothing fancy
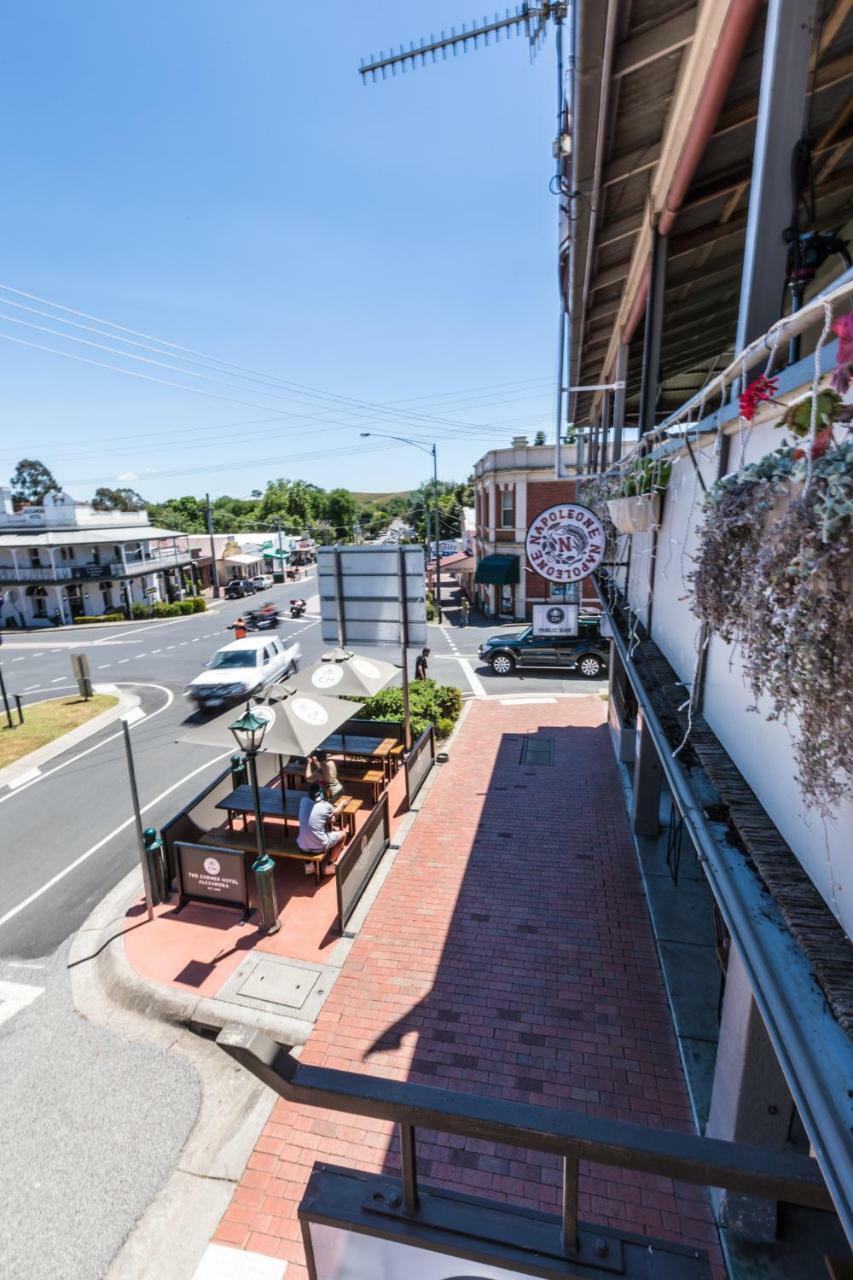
[217,1026,833,1249]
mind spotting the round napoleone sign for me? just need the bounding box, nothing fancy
[525,502,605,584]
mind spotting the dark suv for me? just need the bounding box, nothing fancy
[478,614,609,678]
[225,578,257,600]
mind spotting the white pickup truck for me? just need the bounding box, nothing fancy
[187,635,301,711]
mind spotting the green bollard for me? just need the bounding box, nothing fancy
[252,851,280,934]
[231,752,248,788]
[143,827,169,905]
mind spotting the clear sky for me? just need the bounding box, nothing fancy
[0,2,560,502]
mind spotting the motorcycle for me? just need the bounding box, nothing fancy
[289,598,307,619]
[245,607,281,631]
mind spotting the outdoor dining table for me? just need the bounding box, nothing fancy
[215,784,358,838]
[319,733,400,780]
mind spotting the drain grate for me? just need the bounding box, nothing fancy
[520,736,555,766]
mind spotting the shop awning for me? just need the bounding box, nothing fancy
[474,554,519,586]
[223,552,262,566]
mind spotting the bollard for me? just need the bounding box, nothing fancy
[252,851,281,934]
[143,827,169,905]
[231,752,248,788]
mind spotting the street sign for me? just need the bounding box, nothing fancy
[525,503,605,583]
[318,545,427,648]
[532,603,578,636]
[70,652,93,700]
[175,841,250,918]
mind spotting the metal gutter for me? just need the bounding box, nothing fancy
[601,594,853,1243]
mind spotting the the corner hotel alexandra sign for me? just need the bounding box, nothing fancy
[525,502,605,583]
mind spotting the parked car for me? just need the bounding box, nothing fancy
[478,615,609,678]
[252,574,274,591]
[224,578,256,599]
[186,635,300,711]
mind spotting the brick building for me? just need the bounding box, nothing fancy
[472,436,597,620]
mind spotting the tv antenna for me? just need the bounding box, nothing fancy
[358,3,567,82]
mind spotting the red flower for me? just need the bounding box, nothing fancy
[739,374,779,421]
[831,313,853,394]
[792,426,834,462]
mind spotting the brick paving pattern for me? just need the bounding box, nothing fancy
[213,697,724,1277]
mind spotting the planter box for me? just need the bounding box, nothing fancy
[607,493,661,534]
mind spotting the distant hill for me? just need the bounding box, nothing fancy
[352,490,412,504]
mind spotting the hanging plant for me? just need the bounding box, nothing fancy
[607,457,671,534]
[690,438,853,812]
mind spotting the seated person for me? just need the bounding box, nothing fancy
[297,782,346,874]
[307,748,343,801]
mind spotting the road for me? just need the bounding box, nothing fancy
[0,572,600,1278]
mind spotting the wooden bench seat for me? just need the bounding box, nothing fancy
[199,827,331,881]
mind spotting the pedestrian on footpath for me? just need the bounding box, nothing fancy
[459,597,470,628]
[414,647,430,681]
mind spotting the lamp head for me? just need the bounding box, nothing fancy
[228,704,269,754]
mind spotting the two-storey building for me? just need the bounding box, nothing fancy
[0,488,195,627]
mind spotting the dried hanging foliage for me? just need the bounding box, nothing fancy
[691,438,853,812]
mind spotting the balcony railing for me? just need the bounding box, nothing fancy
[0,547,190,583]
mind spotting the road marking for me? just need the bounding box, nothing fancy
[50,677,65,683]
[0,980,45,1029]
[97,664,111,670]
[457,658,487,699]
[191,637,200,642]
[33,652,44,657]
[0,749,231,931]
[166,645,176,650]
[179,641,188,646]
[151,648,162,654]
[50,648,61,653]
[12,657,24,662]
[122,706,146,726]
[0,683,174,807]
[23,684,40,692]
[117,658,130,664]
[8,768,41,789]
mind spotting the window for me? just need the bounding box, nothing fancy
[549,582,580,602]
[500,488,514,528]
[210,651,259,669]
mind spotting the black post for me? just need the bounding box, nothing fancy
[206,492,220,599]
[398,546,412,752]
[0,665,13,730]
[248,749,280,933]
[14,695,23,725]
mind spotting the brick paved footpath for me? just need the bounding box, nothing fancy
[212,697,724,1277]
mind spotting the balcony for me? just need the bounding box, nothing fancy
[112,547,191,576]
[0,565,73,582]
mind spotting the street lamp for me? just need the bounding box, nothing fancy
[360,432,442,621]
[228,704,280,934]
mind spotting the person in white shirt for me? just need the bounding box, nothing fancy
[297,782,346,875]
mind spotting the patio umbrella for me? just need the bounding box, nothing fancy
[179,684,363,758]
[286,648,397,699]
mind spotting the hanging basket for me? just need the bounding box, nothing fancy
[607,493,661,534]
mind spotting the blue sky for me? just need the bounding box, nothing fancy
[0,2,559,502]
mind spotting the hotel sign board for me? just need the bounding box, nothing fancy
[525,503,605,583]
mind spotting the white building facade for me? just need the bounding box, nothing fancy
[0,489,195,627]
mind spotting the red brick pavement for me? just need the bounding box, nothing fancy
[212,697,724,1277]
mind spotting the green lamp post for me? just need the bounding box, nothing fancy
[228,704,280,934]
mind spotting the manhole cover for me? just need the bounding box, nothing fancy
[237,960,320,1010]
[520,736,555,766]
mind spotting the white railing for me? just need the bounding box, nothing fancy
[0,565,73,582]
[114,547,189,575]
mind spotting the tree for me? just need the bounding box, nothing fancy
[10,458,60,507]
[92,486,146,511]
[324,488,358,539]
[533,430,547,446]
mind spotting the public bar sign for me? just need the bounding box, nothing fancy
[176,841,250,917]
[525,503,605,583]
[531,603,578,637]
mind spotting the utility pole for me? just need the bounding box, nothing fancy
[275,518,285,581]
[205,492,220,599]
[432,443,442,623]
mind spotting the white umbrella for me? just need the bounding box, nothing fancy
[180,685,363,758]
[286,648,397,699]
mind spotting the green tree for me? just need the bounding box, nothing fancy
[92,486,147,511]
[533,430,547,446]
[10,458,60,507]
[324,488,358,539]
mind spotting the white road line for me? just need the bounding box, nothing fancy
[33,652,44,657]
[0,980,45,1028]
[179,641,188,646]
[191,637,200,642]
[0,749,231,931]
[50,677,65,683]
[0,682,175,807]
[23,685,40,692]
[50,648,61,653]
[458,658,487,699]
[97,665,111,670]
[12,657,24,663]
[166,645,176,650]
[117,658,130,664]
[151,649,162,654]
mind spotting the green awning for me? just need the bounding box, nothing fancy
[263,548,289,561]
[474,554,520,586]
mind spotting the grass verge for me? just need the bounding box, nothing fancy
[0,694,117,770]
